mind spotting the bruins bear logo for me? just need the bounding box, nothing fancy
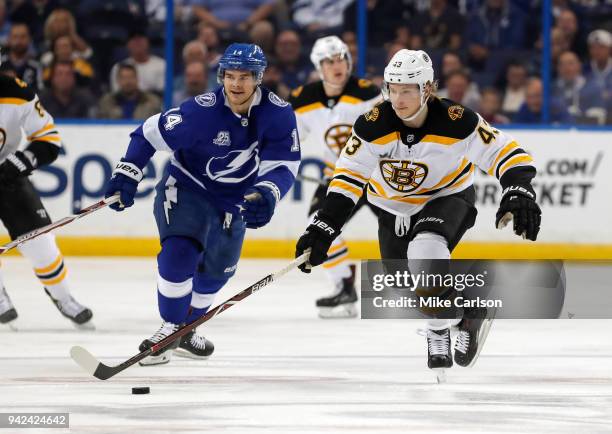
[365,106,379,122]
[448,105,464,121]
[325,123,353,155]
[380,160,428,192]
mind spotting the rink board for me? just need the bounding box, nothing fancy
[5,123,611,258]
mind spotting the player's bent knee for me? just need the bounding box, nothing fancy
[158,236,201,282]
[407,231,450,260]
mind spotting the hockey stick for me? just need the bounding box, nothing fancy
[70,252,310,380]
[0,195,120,255]
[296,173,327,186]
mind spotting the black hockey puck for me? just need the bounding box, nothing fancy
[132,387,150,395]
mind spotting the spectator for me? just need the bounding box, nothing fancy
[479,87,510,124]
[555,8,587,60]
[410,0,464,51]
[109,31,166,95]
[99,63,161,120]
[192,0,275,34]
[196,23,222,90]
[262,58,289,99]
[292,0,353,39]
[274,29,312,89]
[585,30,612,91]
[249,19,275,54]
[465,0,527,69]
[39,60,96,118]
[0,23,42,91]
[9,0,57,48]
[437,70,481,110]
[42,8,92,61]
[514,77,572,124]
[172,61,208,106]
[500,61,528,115]
[439,51,465,89]
[0,0,11,47]
[343,0,413,48]
[41,35,95,89]
[554,50,604,119]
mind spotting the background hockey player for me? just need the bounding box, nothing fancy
[288,36,384,318]
[295,49,541,372]
[0,74,93,329]
[105,43,300,365]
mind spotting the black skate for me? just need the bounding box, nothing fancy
[0,286,18,326]
[316,264,358,318]
[174,330,215,359]
[44,288,94,329]
[139,321,180,366]
[426,328,452,383]
[454,306,495,367]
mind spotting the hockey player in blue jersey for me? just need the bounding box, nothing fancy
[104,43,300,365]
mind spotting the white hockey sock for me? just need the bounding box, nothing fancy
[18,234,70,302]
[323,237,352,284]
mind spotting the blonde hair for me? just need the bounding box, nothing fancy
[43,8,77,43]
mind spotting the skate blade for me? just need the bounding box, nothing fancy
[173,348,211,360]
[317,303,358,319]
[468,317,495,368]
[139,352,172,366]
[432,368,447,384]
[1,319,19,331]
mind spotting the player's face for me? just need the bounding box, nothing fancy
[388,83,422,118]
[223,70,258,106]
[320,55,349,87]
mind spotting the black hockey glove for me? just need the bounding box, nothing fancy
[0,151,36,188]
[104,159,143,211]
[496,184,541,241]
[295,212,341,273]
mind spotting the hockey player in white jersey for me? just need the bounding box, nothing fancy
[295,49,541,372]
[289,36,403,318]
[0,75,93,329]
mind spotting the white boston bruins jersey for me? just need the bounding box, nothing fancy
[0,75,60,163]
[288,77,380,177]
[329,97,535,217]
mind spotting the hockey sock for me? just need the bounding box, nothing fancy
[323,237,352,285]
[157,236,200,324]
[186,276,226,323]
[18,234,70,301]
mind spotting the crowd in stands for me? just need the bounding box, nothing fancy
[0,0,610,125]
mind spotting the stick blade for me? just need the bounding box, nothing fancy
[70,345,100,374]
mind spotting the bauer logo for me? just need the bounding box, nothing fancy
[252,276,272,292]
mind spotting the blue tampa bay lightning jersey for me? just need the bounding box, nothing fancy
[124,86,301,213]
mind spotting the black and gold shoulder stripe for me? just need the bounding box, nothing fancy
[0,75,35,104]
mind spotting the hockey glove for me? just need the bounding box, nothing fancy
[295,212,341,273]
[104,159,143,211]
[496,184,541,241]
[0,151,36,188]
[241,185,278,229]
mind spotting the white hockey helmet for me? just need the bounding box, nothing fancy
[383,49,435,120]
[310,35,352,76]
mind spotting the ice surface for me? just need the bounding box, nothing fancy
[1,257,611,434]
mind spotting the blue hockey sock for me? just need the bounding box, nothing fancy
[186,276,227,323]
[157,236,201,324]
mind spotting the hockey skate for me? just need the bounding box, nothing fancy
[139,321,180,366]
[44,288,94,330]
[0,286,18,329]
[454,306,495,367]
[426,328,452,383]
[316,264,358,318]
[173,329,215,359]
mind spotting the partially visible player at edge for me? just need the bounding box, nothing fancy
[288,36,381,318]
[104,43,300,365]
[0,74,93,329]
[295,49,541,372]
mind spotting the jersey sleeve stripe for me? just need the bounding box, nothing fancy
[421,134,461,146]
[27,123,56,139]
[0,97,28,105]
[487,141,518,175]
[372,132,399,145]
[494,148,530,179]
[143,113,173,152]
[333,167,370,183]
[329,179,363,201]
[338,95,363,105]
[498,155,534,179]
[334,174,365,189]
[294,102,325,114]
[32,135,61,145]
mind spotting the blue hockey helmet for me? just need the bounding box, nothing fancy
[217,43,267,85]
